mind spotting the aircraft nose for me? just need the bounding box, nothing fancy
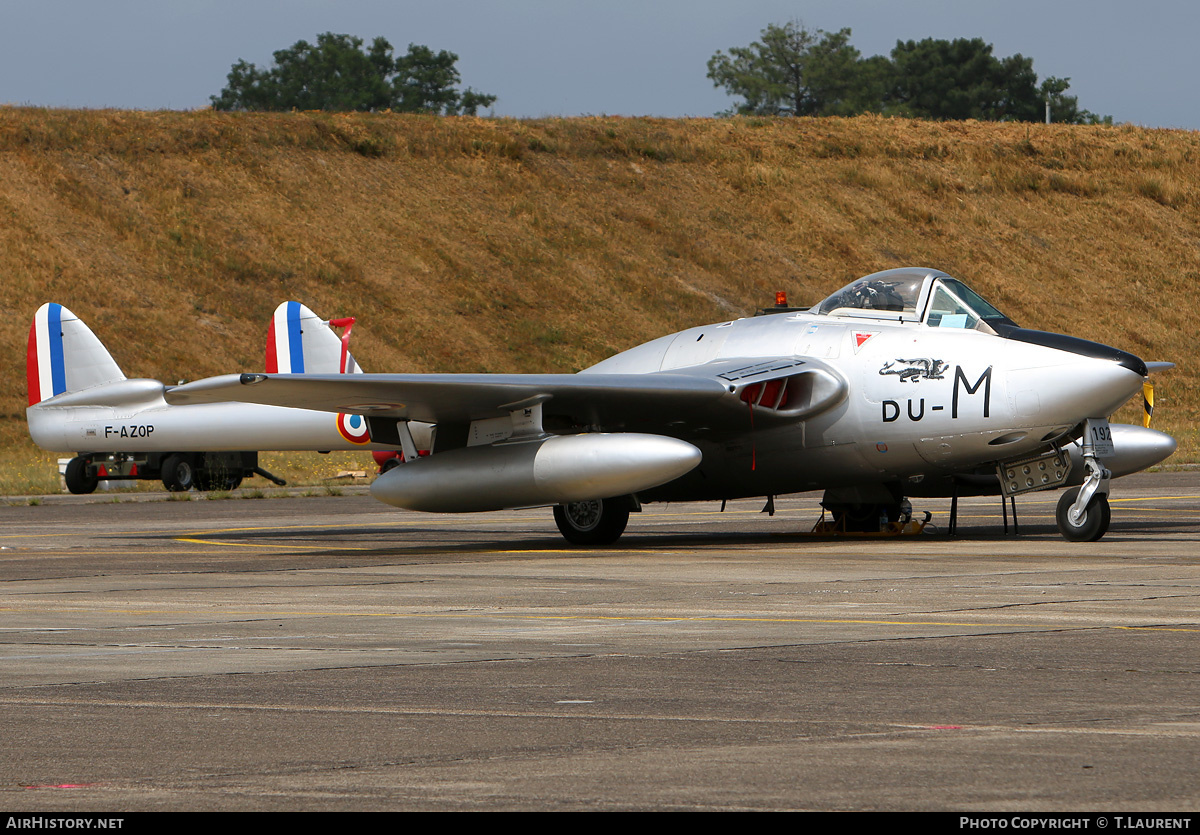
[1074,358,1147,419]
[996,325,1149,419]
[1013,354,1145,425]
[996,326,1149,377]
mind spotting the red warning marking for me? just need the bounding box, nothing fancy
[853,331,878,351]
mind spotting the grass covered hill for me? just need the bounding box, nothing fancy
[1,109,1196,462]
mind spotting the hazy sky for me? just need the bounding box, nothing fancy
[1,0,1196,129]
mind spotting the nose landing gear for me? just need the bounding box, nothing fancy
[1056,485,1111,542]
[1055,419,1113,542]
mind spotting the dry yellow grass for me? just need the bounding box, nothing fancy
[1,109,1196,488]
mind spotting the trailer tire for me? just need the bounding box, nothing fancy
[64,457,98,495]
[161,454,195,492]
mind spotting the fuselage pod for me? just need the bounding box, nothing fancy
[369,433,703,512]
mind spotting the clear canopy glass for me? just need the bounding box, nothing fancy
[814,269,1013,330]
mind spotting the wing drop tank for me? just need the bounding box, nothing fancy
[370,433,702,512]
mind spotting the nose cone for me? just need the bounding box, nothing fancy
[1020,355,1146,425]
[999,322,1149,425]
[1080,359,1149,419]
[996,326,1149,378]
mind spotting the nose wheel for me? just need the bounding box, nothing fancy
[1056,420,1113,542]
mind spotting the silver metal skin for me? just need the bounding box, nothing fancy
[370,433,702,513]
[58,268,1180,541]
[1068,424,1176,480]
[27,388,374,453]
[26,301,396,455]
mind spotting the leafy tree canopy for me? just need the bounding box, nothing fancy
[888,37,1040,121]
[706,22,869,117]
[708,22,1108,124]
[211,32,497,115]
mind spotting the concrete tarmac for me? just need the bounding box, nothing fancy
[1,472,1197,811]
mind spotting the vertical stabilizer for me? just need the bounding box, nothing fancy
[27,303,125,405]
[266,301,361,374]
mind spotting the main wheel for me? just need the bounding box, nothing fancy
[553,498,630,546]
[64,457,98,495]
[161,454,196,492]
[1056,487,1111,542]
[827,502,903,532]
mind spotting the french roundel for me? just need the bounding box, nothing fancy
[337,412,370,444]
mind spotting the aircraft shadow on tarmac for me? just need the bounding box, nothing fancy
[131,513,1197,561]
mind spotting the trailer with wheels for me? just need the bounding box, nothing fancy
[61,451,285,494]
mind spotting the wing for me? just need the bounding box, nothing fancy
[165,358,847,434]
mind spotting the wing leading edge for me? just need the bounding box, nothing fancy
[165,359,847,434]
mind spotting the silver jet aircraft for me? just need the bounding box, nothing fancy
[163,268,1176,543]
[25,300,420,492]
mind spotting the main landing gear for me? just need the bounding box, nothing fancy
[553,496,633,546]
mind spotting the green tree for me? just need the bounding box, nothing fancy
[709,24,1109,124]
[211,33,496,114]
[706,22,872,116]
[888,37,1041,121]
[1040,76,1112,124]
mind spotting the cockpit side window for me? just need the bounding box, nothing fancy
[937,278,1010,324]
[926,285,980,329]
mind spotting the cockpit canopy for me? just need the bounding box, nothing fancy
[814,268,1015,331]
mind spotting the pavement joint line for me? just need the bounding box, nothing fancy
[1,605,1196,631]
[173,537,369,550]
[0,696,1195,738]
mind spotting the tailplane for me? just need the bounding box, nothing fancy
[27,303,125,405]
[266,301,361,374]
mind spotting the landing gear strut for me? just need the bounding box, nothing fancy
[1055,419,1113,542]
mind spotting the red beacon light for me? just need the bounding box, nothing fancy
[775,290,788,308]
